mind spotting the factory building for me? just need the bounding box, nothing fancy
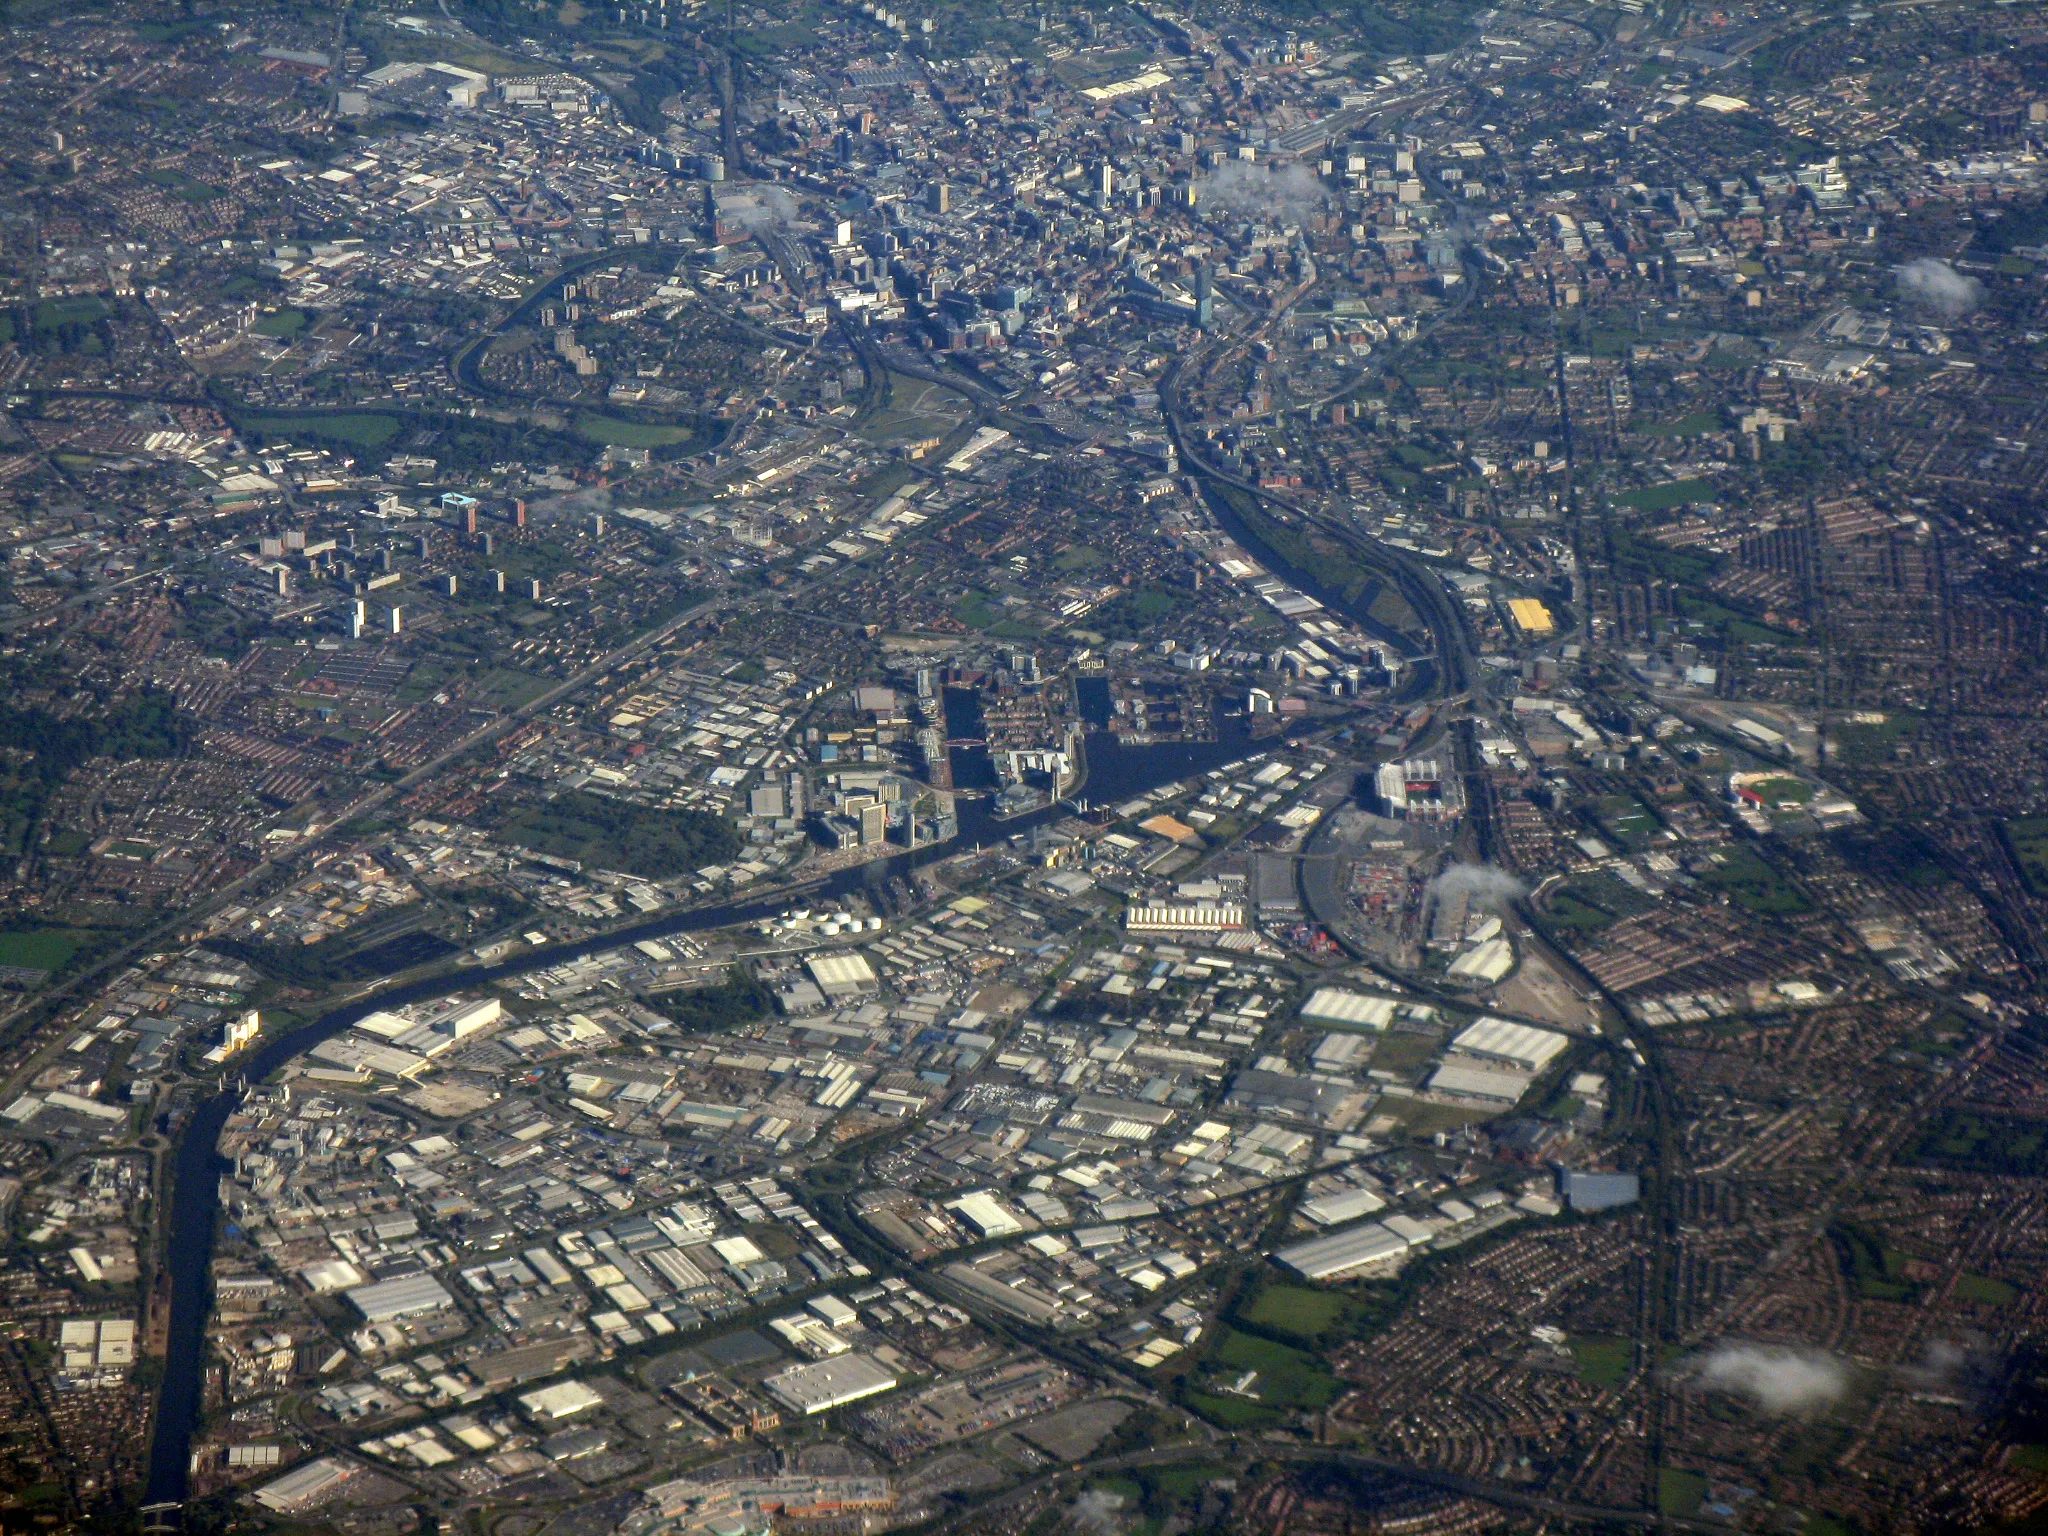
[344,1274,456,1325]
[1446,1017,1569,1074]
[762,1353,899,1415]
[1299,988,1397,1029]
[1272,1221,1413,1282]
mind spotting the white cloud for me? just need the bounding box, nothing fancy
[1689,1342,1850,1414]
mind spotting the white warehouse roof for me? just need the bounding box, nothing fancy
[1448,1016,1569,1073]
[299,1259,368,1294]
[947,1191,1026,1239]
[1272,1221,1412,1282]
[520,1379,605,1421]
[1428,1060,1536,1105]
[762,1352,898,1415]
[254,1457,354,1512]
[807,952,879,998]
[1446,936,1515,983]
[1126,904,1248,932]
[1300,988,1397,1029]
[1311,1033,1370,1071]
[1298,1186,1387,1227]
[344,1273,455,1324]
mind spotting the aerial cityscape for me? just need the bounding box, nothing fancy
[0,0,2045,1532]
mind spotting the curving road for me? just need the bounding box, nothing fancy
[916,1437,1679,1534]
[1158,290,1481,700]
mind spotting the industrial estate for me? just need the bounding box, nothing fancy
[0,0,2047,1532]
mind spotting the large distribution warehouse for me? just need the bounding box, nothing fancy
[344,1274,456,1324]
[1446,1017,1569,1073]
[762,1353,898,1415]
[1273,1221,1415,1282]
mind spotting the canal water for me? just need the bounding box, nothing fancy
[144,720,1275,1503]
[1074,675,1114,731]
[940,685,998,791]
[145,484,1448,1505]
[1199,484,1442,704]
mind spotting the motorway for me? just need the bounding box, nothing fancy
[136,721,1263,1505]
[919,1438,1686,1534]
[0,554,777,1106]
[116,150,1568,1521]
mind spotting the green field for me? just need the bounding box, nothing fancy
[857,373,971,447]
[1572,1336,1634,1388]
[1607,525,1721,587]
[1090,583,1193,641]
[1909,1111,2048,1179]
[1834,825,1950,894]
[1051,46,1153,86]
[1124,588,1183,620]
[1363,1030,1441,1077]
[1230,499,1420,634]
[1206,1328,1341,1410]
[1179,1327,1351,1433]
[1237,1284,1348,1346]
[252,309,308,338]
[853,461,920,502]
[373,23,547,80]
[1183,1389,1277,1428]
[242,412,401,451]
[954,591,1001,629]
[572,413,695,449]
[1957,1273,2017,1306]
[1615,478,1716,511]
[499,788,738,881]
[32,296,109,332]
[1831,711,1919,767]
[953,591,1039,640]
[1639,411,1723,438]
[134,17,215,40]
[142,165,225,201]
[1593,793,1661,849]
[1832,1224,1919,1303]
[1746,775,1814,808]
[1657,1468,1707,1519]
[1140,1463,1233,1502]
[1694,846,1810,915]
[662,972,771,1034]
[1544,887,1620,931]
[473,668,555,710]
[0,930,81,973]
[1543,870,1660,932]
[2002,817,2048,896]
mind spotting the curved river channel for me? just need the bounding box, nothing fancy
[143,476,1455,1505]
[142,723,1278,1505]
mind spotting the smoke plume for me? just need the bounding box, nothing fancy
[1903,1337,1970,1387]
[1893,258,1981,321]
[726,184,802,233]
[529,486,612,518]
[1067,1490,1126,1536]
[1428,863,1528,909]
[1688,1342,1851,1414]
[1896,1336,1993,1402]
[1196,160,1331,221]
